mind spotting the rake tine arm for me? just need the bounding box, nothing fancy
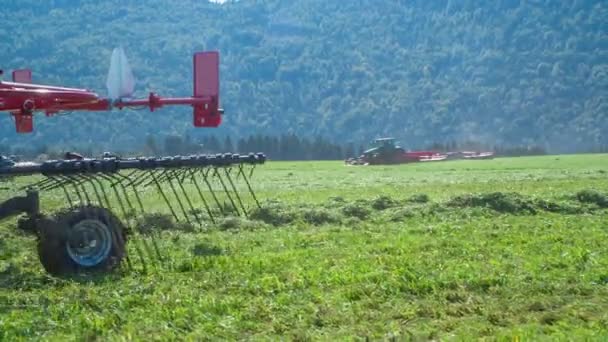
[169,170,203,227]
[150,171,180,222]
[238,164,261,209]
[161,170,193,225]
[224,167,248,217]
[188,169,216,224]
[213,167,240,216]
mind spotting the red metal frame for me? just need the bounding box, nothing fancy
[0,51,222,133]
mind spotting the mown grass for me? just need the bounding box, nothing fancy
[0,154,607,340]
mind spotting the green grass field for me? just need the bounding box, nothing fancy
[1,154,607,340]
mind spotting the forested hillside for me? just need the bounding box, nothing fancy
[1,0,606,154]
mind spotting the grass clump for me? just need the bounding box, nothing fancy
[217,216,268,231]
[408,193,430,204]
[301,208,343,225]
[341,202,371,220]
[370,195,399,210]
[574,189,608,208]
[249,200,298,226]
[388,207,418,222]
[446,192,537,214]
[136,213,178,234]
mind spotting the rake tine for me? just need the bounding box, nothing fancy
[89,174,148,273]
[168,170,202,228]
[21,177,55,191]
[150,171,180,222]
[178,169,191,184]
[238,164,261,209]
[56,175,85,206]
[161,170,193,226]
[108,173,163,263]
[212,167,240,216]
[77,174,135,272]
[223,167,248,217]
[188,169,216,224]
[39,176,72,192]
[133,167,166,188]
[114,170,139,187]
[202,168,226,216]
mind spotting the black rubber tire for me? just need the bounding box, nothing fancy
[36,206,127,276]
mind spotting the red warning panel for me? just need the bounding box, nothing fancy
[12,112,34,133]
[193,51,221,127]
[12,69,32,83]
[193,51,219,103]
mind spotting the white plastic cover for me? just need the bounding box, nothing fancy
[106,47,135,100]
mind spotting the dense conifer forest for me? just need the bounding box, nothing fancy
[1,0,606,156]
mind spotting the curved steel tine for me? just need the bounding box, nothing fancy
[90,173,150,272]
[223,167,248,217]
[238,164,261,209]
[212,167,240,216]
[161,170,192,225]
[107,172,163,263]
[168,170,202,228]
[150,171,180,222]
[202,167,225,216]
[21,177,55,191]
[76,174,135,272]
[188,169,216,224]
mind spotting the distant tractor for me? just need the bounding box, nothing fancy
[346,137,494,166]
[347,138,446,165]
[361,138,411,164]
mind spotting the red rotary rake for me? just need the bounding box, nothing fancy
[0,49,266,276]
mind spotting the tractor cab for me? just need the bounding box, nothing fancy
[372,137,397,150]
[364,138,403,155]
[360,137,406,164]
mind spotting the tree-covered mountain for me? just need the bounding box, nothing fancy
[1,0,606,154]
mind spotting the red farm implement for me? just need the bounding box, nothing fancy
[345,138,494,165]
[0,49,266,276]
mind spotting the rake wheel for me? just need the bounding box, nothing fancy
[36,206,127,276]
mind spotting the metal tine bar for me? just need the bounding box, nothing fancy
[21,177,55,191]
[56,175,85,206]
[104,173,163,264]
[112,170,139,187]
[150,171,180,222]
[167,170,203,227]
[76,174,136,272]
[178,169,191,184]
[39,176,74,192]
[59,174,131,270]
[154,168,189,186]
[61,182,75,209]
[97,174,137,219]
[36,176,62,191]
[249,164,256,179]
[147,167,188,186]
[147,170,172,186]
[50,175,76,210]
[110,173,145,213]
[188,169,216,224]
[238,164,262,209]
[161,170,193,226]
[202,168,226,216]
[117,173,163,262]
[84,175,134,272]
[160,168,191,186]
[212,167,241,216]
[223,167,248,217]
[134,168,169,188]
[88,173,148,273]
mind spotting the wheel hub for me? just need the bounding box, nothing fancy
[66,219,112,267]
